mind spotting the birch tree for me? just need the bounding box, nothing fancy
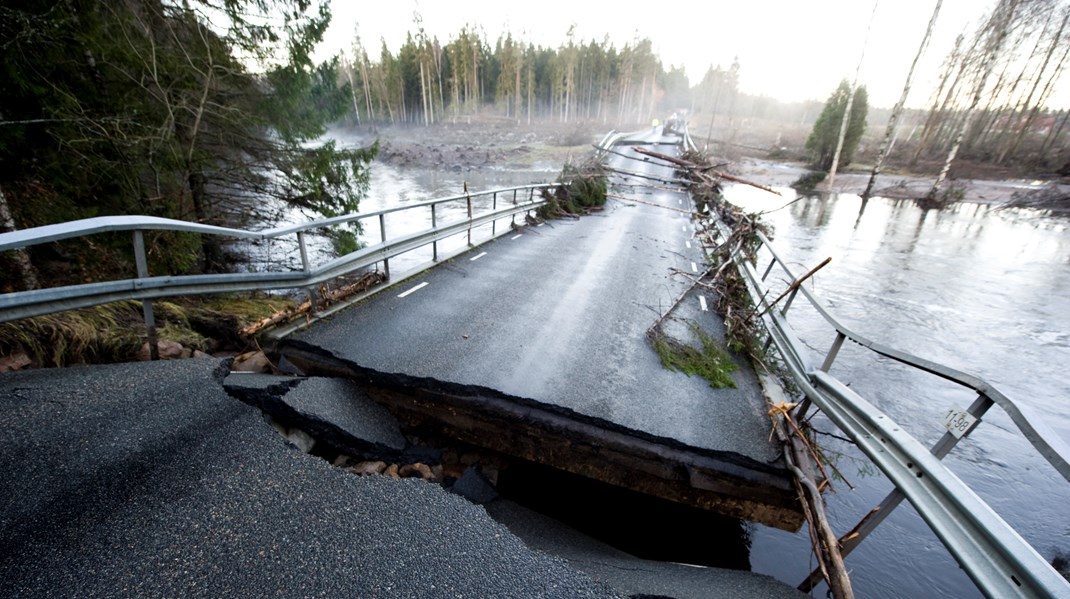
[862,0,943,201]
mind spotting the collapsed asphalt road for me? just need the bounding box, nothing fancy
[0,358,806,598]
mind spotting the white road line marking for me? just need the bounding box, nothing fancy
[685,240,692,249]
[397,282,429,298]
[537,223,545,227]
[681,225,688,232]
[511,234,523,240]
[470,252,487,261]
[691,262,698,273]
[699,295,708,311]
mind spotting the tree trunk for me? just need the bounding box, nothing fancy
[342,55,361,125]
[0,182,40,291]
[862,0,943,201]
[998,9,1068,164]
[828,1,877,191]
[188,171,224,272]
[929,0,1021,202]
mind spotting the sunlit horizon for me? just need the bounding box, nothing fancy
[314,0,1061,110]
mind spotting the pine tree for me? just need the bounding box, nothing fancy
[805,81,869,172]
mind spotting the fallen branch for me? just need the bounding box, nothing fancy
[633,147,782,196]
[607,194,695,215]
[239,271,387,337]
[753,257,832,318]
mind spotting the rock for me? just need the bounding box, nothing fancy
[450,466,497,504]
[347,460,386,476]
[431,464,444,483]
[231,350,272,373]
[332,454,352,468]
[383,464,400,479]
[0,351,32,373]
[136,339,185,361]
[283,427,315,453]
[179,347,193,359]
[398,463,433,480]
[192,350,213,359]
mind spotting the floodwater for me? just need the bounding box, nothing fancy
[241,159,557,274]
[723,185,1070,598]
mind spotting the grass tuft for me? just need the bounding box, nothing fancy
[650,324,738,389]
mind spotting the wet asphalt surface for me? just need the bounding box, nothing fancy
[292,131,778,464]
[0,359,616,597]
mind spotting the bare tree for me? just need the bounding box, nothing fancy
[0,181,39,291]
[928,0,1022,202]
[862,0,943,201]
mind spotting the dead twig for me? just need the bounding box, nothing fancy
[633,146,782,196]
[752,257,832,318]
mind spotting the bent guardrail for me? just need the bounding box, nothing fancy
[710,214,1070,597]
[0,184,553,324]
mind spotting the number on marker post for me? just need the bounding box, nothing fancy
[943,407,978,439]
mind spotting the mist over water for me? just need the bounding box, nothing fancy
[727,185,1070,598]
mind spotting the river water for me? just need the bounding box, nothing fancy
[723,185,1070,597]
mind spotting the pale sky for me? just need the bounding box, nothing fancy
[316,0,999,110]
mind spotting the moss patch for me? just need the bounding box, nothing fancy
[650,324,738,389]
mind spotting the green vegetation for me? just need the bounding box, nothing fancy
[791,171,828,194]
[650,324,738,389]
[0,296,294,367]
[1,0,377,291]
[804,80,868,171]
[537,160,608,218]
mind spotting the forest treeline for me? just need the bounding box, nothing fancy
[339,1,1069,173]
[341,23,735,128]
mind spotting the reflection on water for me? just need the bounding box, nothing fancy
[728,186,1070,598]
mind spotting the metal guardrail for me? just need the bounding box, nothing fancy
[710,214,1070,597]
[0,184,553,323]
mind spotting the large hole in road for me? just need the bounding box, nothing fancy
[228,345,797,570]
[496,458,752,570]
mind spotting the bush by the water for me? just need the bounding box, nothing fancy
[538,160,608,218]
[791,171,827,194]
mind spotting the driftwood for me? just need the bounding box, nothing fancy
[753,257,832,318]
[632,146,782,196]
[607,193,695,215]
[239,271,387,337]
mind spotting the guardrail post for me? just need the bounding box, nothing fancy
[132,230,158,361]
[492,192,497,236]
[820,332,847,373]
[379,213,389,279]
[798,392,995,593]
[297,231,318,315]
[465,182,473,246]
[761,257,777,282]
[511,189,519,227]
[431,203,438,262]
[781,289,799,316]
